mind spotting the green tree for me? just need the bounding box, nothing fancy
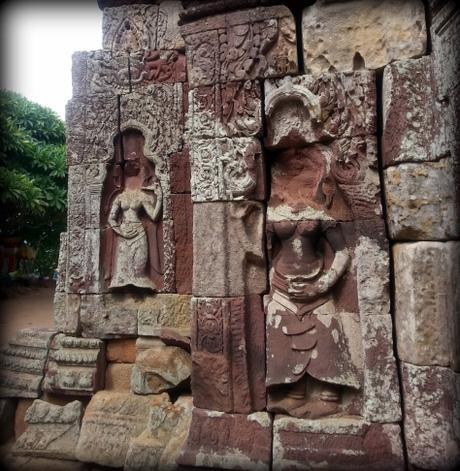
[0,89,67,277]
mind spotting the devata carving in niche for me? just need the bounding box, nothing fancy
[266,144,360,419]
[101,129,164,291]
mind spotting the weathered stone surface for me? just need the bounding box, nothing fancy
[160,327,191,352]
[172,194,193,294]
[65,96,118,166]
[190,137,265,202]
[191,296,266,413]
[102,1,184,53]
[137,294,192,337]
[187,81,262,138]
[0,329,56,398]
[394,242,460,369]
[42,335,105,396]
[76,391,170,468]
[104,363,133,392]
[181,6,297,87]
[302,0,426,74]
[106,339,136,363]
[13,400,83,460]
[131,345,191,394]
[179,408,272,470]
[193,202,266,297]
[55,232,67,293]
[125,395,192,471]
[72,50,130,97]
[382,57,448,166]
[14,399,34,440]
[402,362,460,469]
[136,337,164,356]
[0,399,16,443]
[273,416,404,470]
[170,147,191,194]
[3,455,86,471]
[80,294,138,338]
[265,72,376,148]
[384,158,459,240]
[53,294,81,337]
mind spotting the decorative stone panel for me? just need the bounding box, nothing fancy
[178,408,272,470]
[394,242,460,369]
[190,137,265,202]
[187,81,262,138]
[181,6,297,87]
[273,416,404,470]
[13,400,83,461]
[302,0,426,74]
[191,296,266,413]
[193,201,266,297]
[75,391,171,468]
[0,329,56,398]
[42,334,106,396]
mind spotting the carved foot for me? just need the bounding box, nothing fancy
[290,399,340,419]
[268,395,306,415]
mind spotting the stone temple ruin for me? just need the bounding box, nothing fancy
[1,0,459,469]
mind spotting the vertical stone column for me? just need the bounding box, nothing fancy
[383,1,460,467]
[178,5,297,469]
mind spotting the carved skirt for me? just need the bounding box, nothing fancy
[266,291,361,390]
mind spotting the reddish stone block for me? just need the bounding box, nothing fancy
[273,417,404,470]
[105,339,137,363]
[170,147,191,194]
[191,296,266,414]
[172,194,193,294]
[178,408,272,470]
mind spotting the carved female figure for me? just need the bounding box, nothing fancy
[266,145,360,419]
[102,129,163,291]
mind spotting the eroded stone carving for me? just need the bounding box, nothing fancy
[193,201,266,297]
[190,137,265,202]
[178,408,272,470]
[13,400,83,461]
[188,81,262,138]
[75,391,171,468]
[191,296,266,413]
[0,329,56,398]
[43,334,105,395]
[181,5,297,87]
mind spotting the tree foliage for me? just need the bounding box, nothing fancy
[0,89,67,276]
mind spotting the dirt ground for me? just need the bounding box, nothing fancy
[0,285,54,348]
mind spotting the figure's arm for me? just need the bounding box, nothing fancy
[142,183,163,222]
[108,197,122,235]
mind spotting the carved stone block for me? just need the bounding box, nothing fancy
[137,294,192,337]
[125,395,192,471]
[402,363,460,469]
[102,1,184,53]
[382,57,444,166]
[53,293,81,336]
[190,137,265,202]
[178,408,272,470]
[65,96,118,166]
[191,296,266,413]
[104,363,133,392]
[193,201,267,297]
[13,400,83,460]
[384,158,459,240]
[394,242,460,370]
[273,416,404,470]
[75,391,171,468]
[55,233,67,293]
[72,50,130,97]
[302,0,426,74]
[181,6,297,87]
[187,81,262,138]
[42,334,106,396]
[131,345,191,394]
[106,339,136,363]
[0,329,56,398]
[79,294,138,338]
[264,72,377,149]
[172,194,193,294]
[129,49,187,88]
